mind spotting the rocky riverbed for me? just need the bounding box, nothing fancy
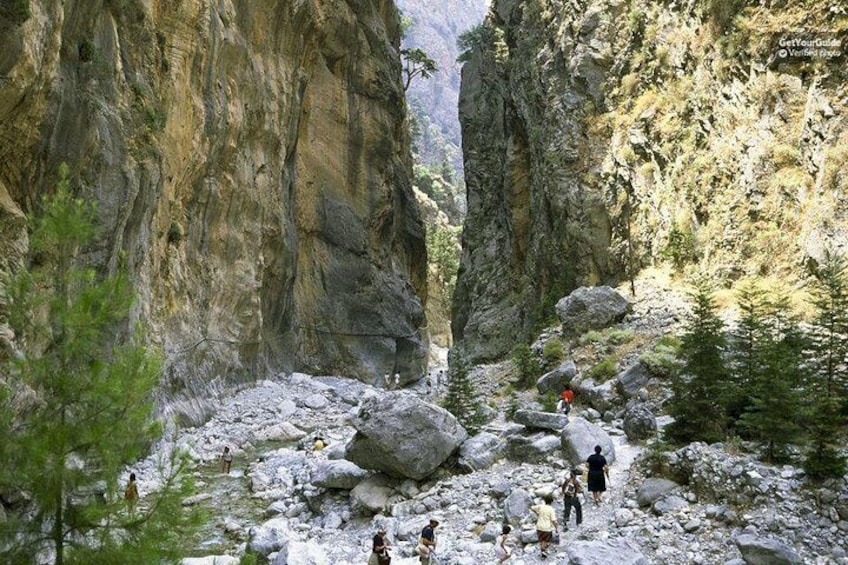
[131,275,848,565]
[130,371,847,565]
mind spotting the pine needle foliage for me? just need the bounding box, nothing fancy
[0,164,200,564]
[442,348,485,434]
[802,250,848,480]
[733,286,805,463]
[665,280,730,444]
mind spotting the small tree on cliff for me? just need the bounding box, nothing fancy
[0,165,198,564]
[442,348,484,434]
[401,47,438,91]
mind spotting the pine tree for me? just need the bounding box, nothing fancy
[442,348,484,434]
[735,288,804,462]
[0,165,199,564]
[802,250,848,480]
[726,281,769,423]
[665,280,730,444]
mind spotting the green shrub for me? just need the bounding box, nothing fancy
[0,0,30,25]
[640,343,681,378]
[607,328,634,345]
[512,343,542,389]
[539,392,559,413]
[580,330,605,345]
[505,392,520,420]
[587,356,618,382]
[804,447,847,482]
[663,224,697,270]
[542,339,564,368]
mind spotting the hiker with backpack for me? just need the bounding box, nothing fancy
[557,384,574,415]
[561,468,584,529]
[368,528,391,565]
[416,518,439,564]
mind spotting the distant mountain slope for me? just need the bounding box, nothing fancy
[397,0,488,176]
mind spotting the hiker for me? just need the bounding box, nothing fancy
[561,468,584,529]
[417,518,439,564]
[394,373,400,389]
[368,528,391,565]
[557,384,574,414]
[530,495,558,559]
[124,472,139,514]
[221,446,233,474]
[495,524,512,563]
[313,436,326,452]
[586,445,610,505]
[384,373,391,388]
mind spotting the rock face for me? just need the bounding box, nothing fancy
[345,392,467,479]
[0,0,427,389]
[453,0,848,363]
[556,286,631,334]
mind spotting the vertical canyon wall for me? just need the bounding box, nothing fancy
[0,0,428,392]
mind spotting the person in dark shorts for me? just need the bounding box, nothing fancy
[530,495,558,559]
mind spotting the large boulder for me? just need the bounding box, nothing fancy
[734,534,802,565]
[572,377,615,412]
[617,362,652,398]
[247,516,290,557]
[623,404,657,441]
[513,409,569,431]
[506,433,561,462]
[345,392,467,479]
[560,418,616,466]
[503,488,532,525]
[536,360,577,394]
[556,286,631,334]
[636,478,681,507]
[310,460,369,490]
[459,432,507,471]
[350,475,395,514]
[566,540,648,565]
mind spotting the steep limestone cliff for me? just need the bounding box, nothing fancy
[0,0,427,390]
[455,0,848,362]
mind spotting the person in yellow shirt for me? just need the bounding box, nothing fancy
[530,495,558,559]
[313,437,326,452]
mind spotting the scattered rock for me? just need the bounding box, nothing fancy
[556,286,632,334]
[734,534,802,565]
[536,360,578,394]
[513,409,569,431]
[623,403,657,441]
[310,460,369,490]
[458,432,507,471]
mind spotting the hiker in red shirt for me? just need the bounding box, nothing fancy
[557,385,574,414]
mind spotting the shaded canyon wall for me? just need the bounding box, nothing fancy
[0,0,428,392]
